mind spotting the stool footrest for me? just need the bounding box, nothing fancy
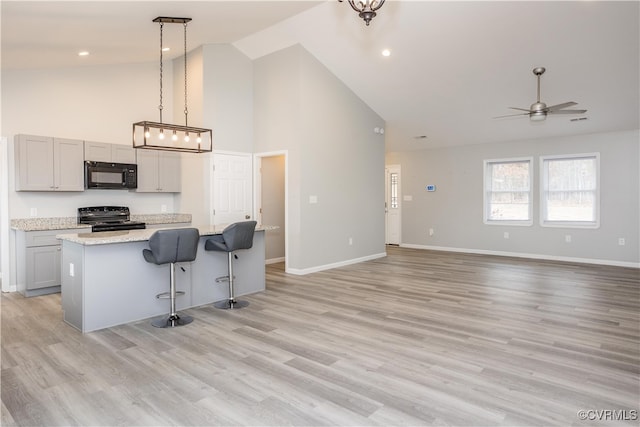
[156,290,185,299]
[215,275,235,283]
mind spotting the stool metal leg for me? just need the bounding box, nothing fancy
[214,252,249,309]
[152,262,194,327]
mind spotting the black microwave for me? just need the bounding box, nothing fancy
[85,161,137,189]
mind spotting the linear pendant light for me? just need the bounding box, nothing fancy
[133,17,212,153]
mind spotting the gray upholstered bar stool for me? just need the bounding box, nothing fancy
[143,227,200,328]
[205,221,257,309]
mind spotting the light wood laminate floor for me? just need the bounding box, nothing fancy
[2,246,639,426]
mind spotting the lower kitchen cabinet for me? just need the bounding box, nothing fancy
[16,228,85,297]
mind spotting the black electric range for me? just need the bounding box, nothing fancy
[78,206,146,232]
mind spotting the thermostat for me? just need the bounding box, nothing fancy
[426,185,436,192]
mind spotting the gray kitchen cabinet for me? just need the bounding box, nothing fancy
[16,228,86,297]
[85,141,136,164]
[135,149,181,192]
[15,134,84,191]
[113,144,136,164]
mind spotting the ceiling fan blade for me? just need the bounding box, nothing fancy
[548,109,587,115]
[493,112,530,119]
[508,107,532,112]
[546,101,578,112]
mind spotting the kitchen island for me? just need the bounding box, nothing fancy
[57,225,274,333]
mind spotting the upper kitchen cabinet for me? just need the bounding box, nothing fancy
[85,141,136,164]
[135,149,181,192]
[15,134,84,191]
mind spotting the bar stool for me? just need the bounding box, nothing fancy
[205,221,257,309]
[142,228,200,328]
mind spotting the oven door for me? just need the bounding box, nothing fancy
[85,161,132,189]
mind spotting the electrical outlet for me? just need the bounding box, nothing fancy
[348,237,353,246]
[503,232,509,239]
[618,238,626,246]
[161,204,167,213]
[565,235,572,243]
[30,208,37,217]
[429,228,434,236]
[69,263,75,277]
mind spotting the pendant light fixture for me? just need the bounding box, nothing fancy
[339,0,386,26]
[133,17,212,153]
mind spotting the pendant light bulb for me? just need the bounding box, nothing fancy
[196,133,202,143]
[144,128,150,138]
[159,129,165,140]
[172,130,178,141]
[184,132,190,143]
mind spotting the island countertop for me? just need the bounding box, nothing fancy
[57,224,277,246]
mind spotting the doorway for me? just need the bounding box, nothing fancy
[385,164,401,245]
[254,151,287,266]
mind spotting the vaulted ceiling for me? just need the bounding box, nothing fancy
[2,1,638,152]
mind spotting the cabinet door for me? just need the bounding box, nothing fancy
[54,138,85,191]
[84,141,111,162]
[112,145,136,164]
[158,152,182,192]
[135,149,160,192]
[25,246,61,290]
[15,134,55,191]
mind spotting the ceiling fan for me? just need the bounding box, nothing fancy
[495,67,587,121]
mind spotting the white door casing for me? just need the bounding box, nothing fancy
[211,152,253,225]
[385,164,401,245]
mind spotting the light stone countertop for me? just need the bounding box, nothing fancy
[10,217,91,231]
[56,224,278,246]
[10,213,192,231]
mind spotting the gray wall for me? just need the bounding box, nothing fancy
[175,44,254,226]
[254,44,386,272]
[386,129,639,265]
[1,62,180,218]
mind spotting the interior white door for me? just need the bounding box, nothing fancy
[212,153,253,225]
[385,165,401,245]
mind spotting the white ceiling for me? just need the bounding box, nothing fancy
[2,1,639,152]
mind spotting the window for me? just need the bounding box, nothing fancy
[541,153,599,228]
[484,158,533,225]
[390,172,398,209]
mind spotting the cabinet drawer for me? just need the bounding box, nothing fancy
[25,229,86,247]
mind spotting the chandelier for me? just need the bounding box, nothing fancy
[133,17,212,153]
[339,0,386,26]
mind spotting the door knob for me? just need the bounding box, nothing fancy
[245,215,251,219]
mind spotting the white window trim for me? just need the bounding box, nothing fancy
[540,152,600,229]
[483,157,533,226]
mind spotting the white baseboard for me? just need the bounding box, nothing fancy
[265,257,285,265]
[286,252,387,275]
[400,243,640,269]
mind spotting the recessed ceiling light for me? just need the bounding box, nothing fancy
[381,49,391,57]
[570,117,588,122]
[78,51,90,57]
[162,47,170,52]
